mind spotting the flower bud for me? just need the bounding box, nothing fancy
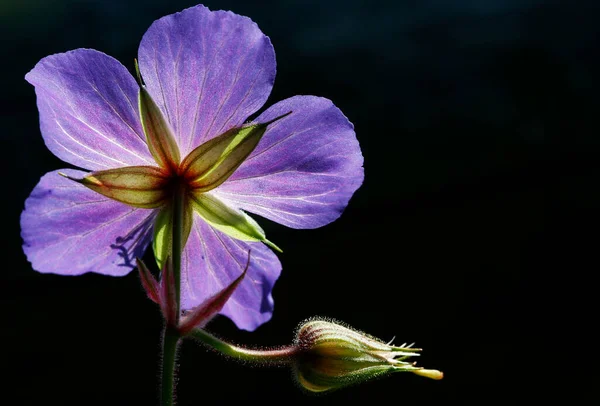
[293,319,443,393]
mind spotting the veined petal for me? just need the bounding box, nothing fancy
[138,4,276,156]
[21,169,155,276]
[189,191,281,252]
[180,215,281,331]
[25,49,154,171]
[139,86,181,171]
[180,112,291,192]
[214,96,364,229]
[61,166,170,209]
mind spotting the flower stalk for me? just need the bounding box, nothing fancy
[161,327,180,406]
[160,183,185,406]
[172,183,185,321]
[191,328,297,364]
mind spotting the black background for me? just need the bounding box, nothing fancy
[2,0,600,404]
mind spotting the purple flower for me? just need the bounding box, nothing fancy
[21,4,363,331]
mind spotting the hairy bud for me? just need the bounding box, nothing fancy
[293,319,443,393]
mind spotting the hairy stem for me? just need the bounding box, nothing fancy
[161,327,180,406]
[172,184,184,320]
[191,328,297,364]
[161,186,185,405]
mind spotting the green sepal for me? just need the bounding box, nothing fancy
[190,192,282,253]
[180,111,292,193]
[152,199,194,269]
[59,166,170,209]
[138,86,181,171]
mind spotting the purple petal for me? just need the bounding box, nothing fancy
[214,96,364,229]
[181,215,281,331]
[25,49,154,171]
[21,169,155,276]
[138,4,276,157]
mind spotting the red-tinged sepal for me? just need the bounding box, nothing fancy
[178,251,251,335]
[59,166,170,209]
[159,256,178,328]
[137,256,178,326]
[137,258,160,304]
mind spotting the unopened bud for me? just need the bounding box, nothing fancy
[293,319,443,393]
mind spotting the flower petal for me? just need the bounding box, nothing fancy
[214,96,364,229]
[137,4,276,156]
[21,169,155,276]
[25,49,154,170]
[181,215,281,331]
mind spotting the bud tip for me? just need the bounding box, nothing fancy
[264,239,283,253]
[412,369,444,380]
[58,172,87,184]
[262,111,293,127]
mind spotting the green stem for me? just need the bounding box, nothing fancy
[172,183,184,321]
[161,327,180,406]
[191,328,297,364]
[161,185,185,406]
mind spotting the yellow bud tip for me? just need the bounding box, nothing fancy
[264,239,283,253]
[412,369,444,380]
[58,172,86,184]
[59,172,104,187]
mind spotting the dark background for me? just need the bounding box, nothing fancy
[2,0,599,404]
